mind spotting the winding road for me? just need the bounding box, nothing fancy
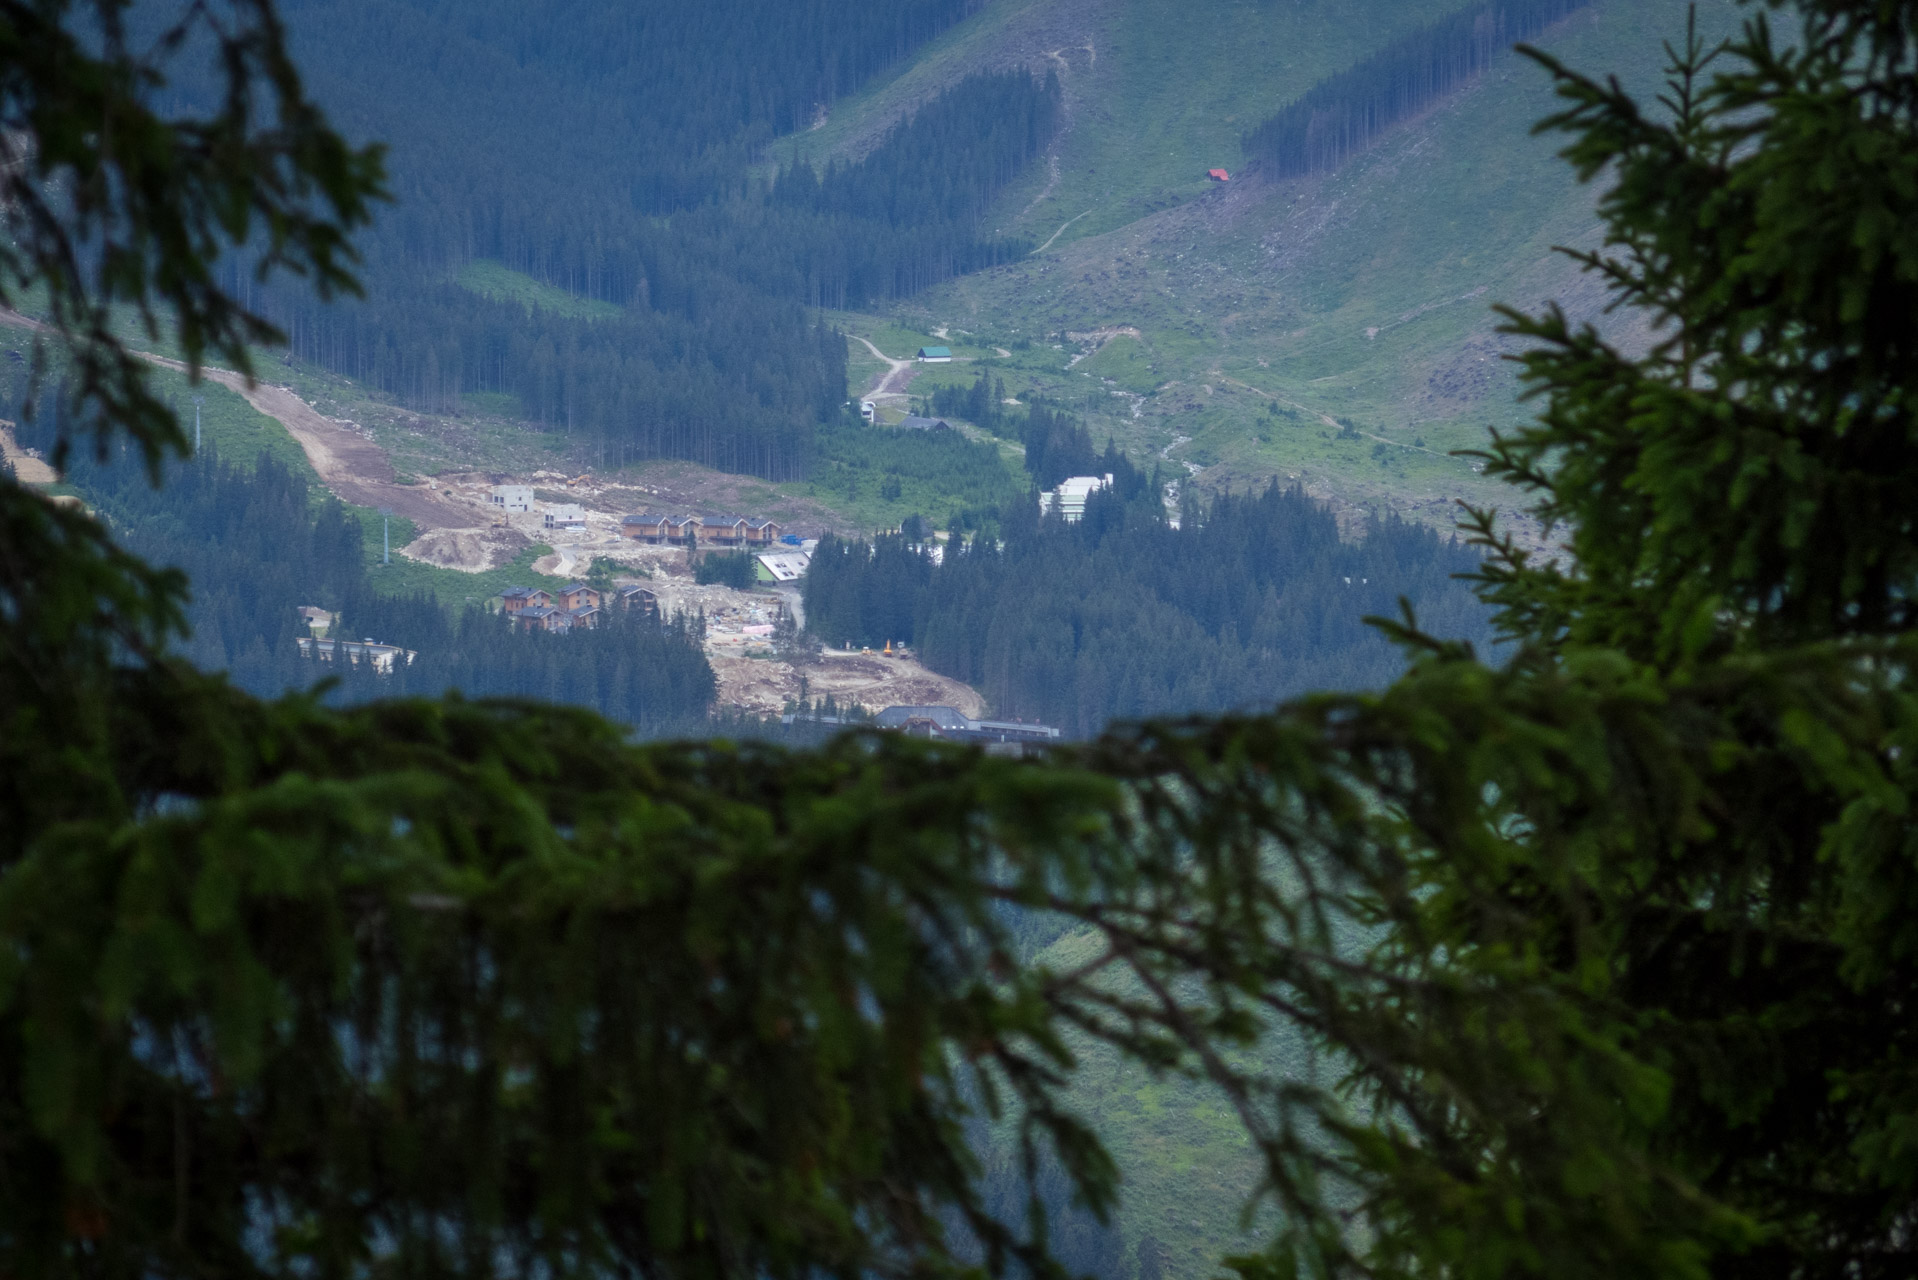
[853,335,917,405]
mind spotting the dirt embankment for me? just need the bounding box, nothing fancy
[708,646,985,720]
[139,353,485,532]
[0,420,57,484]
[0,310,496,539]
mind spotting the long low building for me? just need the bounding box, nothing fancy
[295,636,417,672]
[873,705,1062,748]
[621,513,784,546]
[782,704,1062,754]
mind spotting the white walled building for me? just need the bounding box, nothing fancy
[487,484,534,513]
[1040,473,1114,523]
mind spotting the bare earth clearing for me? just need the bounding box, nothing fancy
[597,540,984,717]
[0,421,57,484]
[0,313,991,715]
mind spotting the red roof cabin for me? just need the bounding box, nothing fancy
[1207,168,1230,182]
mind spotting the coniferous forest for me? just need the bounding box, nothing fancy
[805,470,1495,736]
[11,408,717,730]
[1242,0,1592,176]
[186,0,1058,480]
[16,2,1918,1277]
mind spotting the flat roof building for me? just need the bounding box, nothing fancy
[1040,474,1115,523]
[295,636,417,672]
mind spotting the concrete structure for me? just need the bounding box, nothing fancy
[488,485,534,513]
[1040,474,1115,523]
[916,346,952,362]
[754,550,811,584]
[875,705,1062,752]
[543,505,587,529]
[897,415,951,431]
[295,636,417,672]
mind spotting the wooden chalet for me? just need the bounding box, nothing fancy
[616,584,659,618]
[621,514,670,543]
[696,515,748,546]
[499,587,553,614]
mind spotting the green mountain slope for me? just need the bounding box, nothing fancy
[820,0,1737,538]
[793,0,1471,247]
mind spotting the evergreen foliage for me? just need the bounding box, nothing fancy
[762,71,1060,306]
[211,7,1057,479]
[1242,0,1592,176]
[806,479,1494,734]
[277,277,849,478]
[809,413,1023,526]
[695,551,758,589]
[12,4,1918,1280]
[1019,402,1107,490]
[927,368,1009,433]
[13,407,717,729]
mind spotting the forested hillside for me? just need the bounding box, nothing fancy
[182,1,1058,480]
[805,477,1493,735]
[10,406,716,730]
[1242,0,1593,175]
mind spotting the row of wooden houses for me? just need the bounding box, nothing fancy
[500,581,658,633]
[619,514,783,547]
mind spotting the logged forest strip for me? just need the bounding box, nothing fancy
[142,355,480,532]
[0,310,482,531]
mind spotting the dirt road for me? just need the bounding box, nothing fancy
[140,353,481,530]
[0,311,481,530]
[853,336,918,406]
